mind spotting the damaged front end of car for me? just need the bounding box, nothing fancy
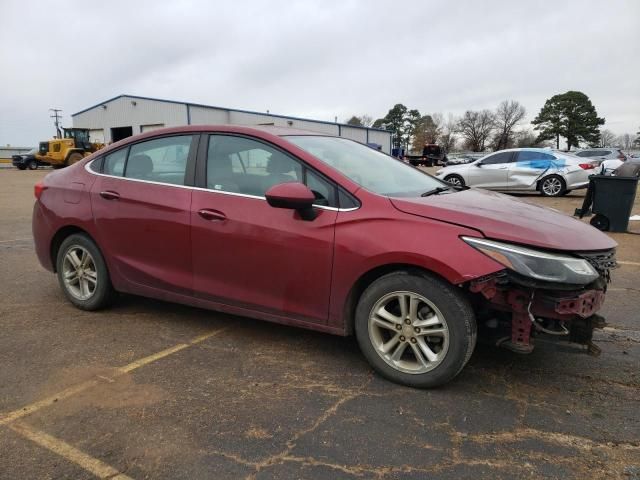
[464,237,617,356]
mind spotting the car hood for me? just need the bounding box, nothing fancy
[390,188,617,252]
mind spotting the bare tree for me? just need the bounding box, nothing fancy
[493,100,526,150]
[440,113,458,152]
[515,128,546,148]
[457,110,495,152]
[345,115,374,127]
[599,129,616,147]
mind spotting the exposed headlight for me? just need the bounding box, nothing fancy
[462,237,599,285]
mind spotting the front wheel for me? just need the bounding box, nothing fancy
[444,174,465,187]
[355,271,476,388]
[539,175,566,197]
[28,159,38,170]
[56,234,116,310]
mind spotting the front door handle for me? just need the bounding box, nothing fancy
[497,166,508,170]
[198,209,226,221]
[99,190,120,200]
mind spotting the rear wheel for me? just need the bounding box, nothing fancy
[444,174,465,187]
[56,234,116,310]
[355,271,476,388]
[539,175,566,197]
[66,152,84,166]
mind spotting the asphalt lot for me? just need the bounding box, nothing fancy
[1,168,639,479]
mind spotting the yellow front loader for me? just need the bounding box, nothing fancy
[36,128,104,168]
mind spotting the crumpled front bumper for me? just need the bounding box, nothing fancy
[470,274,609,355]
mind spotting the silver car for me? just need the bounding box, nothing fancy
[435,148,594,197]
[574,148,627,164]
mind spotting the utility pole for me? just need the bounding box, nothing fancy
[49,109,62,138]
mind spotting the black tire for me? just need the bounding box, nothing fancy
[590,214,610,231]
[56,233,116,310]
[66,152,84,166]
[28,159,38,170]
[539,175,566,197]
[354,271,476,388]
[444,174,465,187]
[17,165,26,170]
[52,164,65,169]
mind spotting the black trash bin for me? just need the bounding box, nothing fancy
[588,175,638,232]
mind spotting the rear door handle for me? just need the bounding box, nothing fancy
[198,209,227,221]
[99,190,120,200]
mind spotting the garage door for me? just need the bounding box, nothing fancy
[141,124,165,133]
[89,129,105,144]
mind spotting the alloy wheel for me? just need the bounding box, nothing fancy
[446,176,462,187]
[368,291,449,374]
[542,177,562,196]
[62,246,98,300]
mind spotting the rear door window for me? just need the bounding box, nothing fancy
[125,135,192,186]
[515,151,558,168]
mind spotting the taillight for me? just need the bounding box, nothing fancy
[579,163,595,170]
[34,181,47,200]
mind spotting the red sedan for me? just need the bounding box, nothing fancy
[32,125,617,387]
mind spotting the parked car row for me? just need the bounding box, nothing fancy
[436,148,598,197]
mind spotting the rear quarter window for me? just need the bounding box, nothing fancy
[88,157,103,173]
[103,148,128,176]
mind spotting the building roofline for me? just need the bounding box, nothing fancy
[71,94,389,133]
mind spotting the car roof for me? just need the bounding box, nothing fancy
[88,124,340,164]
[126,124,329,138]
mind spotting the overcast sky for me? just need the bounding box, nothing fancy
[1,0,638,147]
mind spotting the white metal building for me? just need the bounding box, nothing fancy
[71,94,391,153]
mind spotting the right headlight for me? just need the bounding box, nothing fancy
[462,237,599,285]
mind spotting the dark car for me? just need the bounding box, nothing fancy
[32,125,617,388]
[12,149,48,170]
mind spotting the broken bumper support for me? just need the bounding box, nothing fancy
[470,277,607,355]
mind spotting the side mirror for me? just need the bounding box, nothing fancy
[265,182,317,220]
[475,161,483,167]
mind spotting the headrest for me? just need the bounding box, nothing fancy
[127,154,153,176]
[267,154,293,174]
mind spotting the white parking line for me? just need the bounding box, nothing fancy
[618,260,640,267]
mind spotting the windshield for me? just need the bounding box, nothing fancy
[286,136,445,197]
